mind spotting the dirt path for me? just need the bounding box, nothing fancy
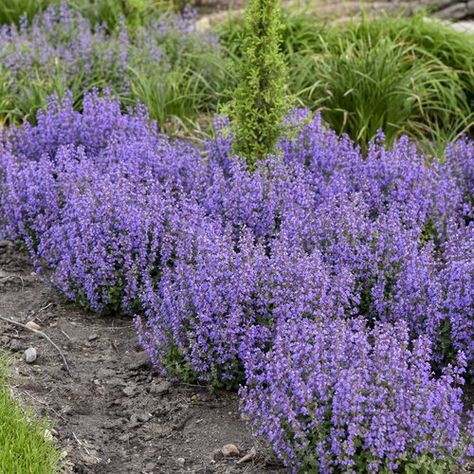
[0,241,288,474]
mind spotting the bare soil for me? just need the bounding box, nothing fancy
[0,241,288,474]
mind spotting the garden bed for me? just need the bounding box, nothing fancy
[0,242,288,473]
[1,1,473,471]
[1,242,473,473]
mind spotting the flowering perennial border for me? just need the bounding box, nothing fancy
[1,93,473,471]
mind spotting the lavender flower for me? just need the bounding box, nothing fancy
[241,317,474,473]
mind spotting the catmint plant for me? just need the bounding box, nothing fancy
[0,93,473,473]
[241,317,474,473]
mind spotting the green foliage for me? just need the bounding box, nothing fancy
[351,13,474,106]
[397,452,461,474]
[229,0,289,169]
[301,36,472,152]
[128,40,234,134]
[219,10,474,154]
[2,62,122,127]
[0,0,50,26]
[68,0,164,33]
[0,355,61,473]
[0,67,18,127]
[160,340,244,390]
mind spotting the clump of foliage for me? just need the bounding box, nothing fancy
[229,0,288,168]
[0,356,61,473]
[306,35,470,153]
[128,7,232,132]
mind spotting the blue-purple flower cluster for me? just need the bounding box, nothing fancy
[0,4,128,85]
[0,4,219,123]
[0,93,472,470]
[241,317,473,473]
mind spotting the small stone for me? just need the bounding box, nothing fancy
[122,385,135,397]
[221,444,240,457]
[139,413,151,422]
[24,347,37,363]
[25,321,41,331]
[176,457,185,466]
[149,380,171,396]
[88,334,99,341]
[144,462,155,471]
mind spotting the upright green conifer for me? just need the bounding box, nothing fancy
[230,0,288,169]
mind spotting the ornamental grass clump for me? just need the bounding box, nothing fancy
[241,317,474,473]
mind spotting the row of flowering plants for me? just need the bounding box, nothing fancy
[0,3,224,127]
[1,92,473,471]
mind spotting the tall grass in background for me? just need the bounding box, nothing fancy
[1,1,473,147]
[0,4,230,133]
[0,0,178,29]
[0,356,61,473]
[0,0,50,26]
[218,11,474,152]
[297,37,472,152]
[128,55,232,133]
[127,17,234,131]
